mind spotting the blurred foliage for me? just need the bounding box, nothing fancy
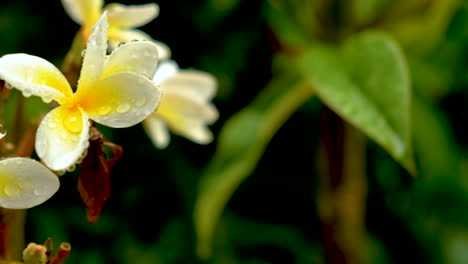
[1,0,468,263]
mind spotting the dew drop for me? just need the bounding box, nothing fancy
[98,105,112,115]
[81,49,87,57]
[63,111,82,133]
[42,96,53,103]
[47,122,56,129]
[33,188,45,196]
[116,103,131,113]
[22,89,32,97]
[4,184,20,197]
[60,132,69,141]
[135,97,146,107]
[4,83,13,89]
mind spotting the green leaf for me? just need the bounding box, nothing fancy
[378,0,461,53]
[194,74,313,259]
[412,95,461,181]
[300,31,414,173]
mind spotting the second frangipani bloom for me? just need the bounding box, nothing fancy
[62,0,170,59]
[0,13,161,171]
[143,60,218,148]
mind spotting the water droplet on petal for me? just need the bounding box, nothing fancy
[22,89,32,97]
[47,122,56,129]
[81,49,87,57]
[116,103,131,113]
[135,97,146,107]
[33,188,45,196]
[42,96,53,103]
[98,105,112,115]
[4,184,20,197]
[63,111,82,133]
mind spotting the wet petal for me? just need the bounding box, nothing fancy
[102,41,159,79]
[107,28,171,59]
[106,3,159,28]
[36,106,90,172]
[162,70,218,101]
[142,116,170,148]
[77,72,161,128]
[0,158,59,209]
[0,54,72,104]
[77,13,108,92]
[61,0,103,26]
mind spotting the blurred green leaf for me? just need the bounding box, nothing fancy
[300,31,414,173]
[346,0,392,27]
[194,74,313,259]
[378,0,461,53]
[412,95,461,181]
[265,1,314,50]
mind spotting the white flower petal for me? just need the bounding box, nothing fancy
[155,93,217,144]
[158,93,219,124]
[102,41,159,79]
[77,12,108,91]
[163,70,217,101]
[36,106,90,172]
[0,54,72,104]
[61,0,103,26]
[0,158,59,209]
[173,119,214,145]
[106,3,159,28]
[143,116,170,148]
[78,72,161,128]
[107,28,171,59]
[153,60,179,84]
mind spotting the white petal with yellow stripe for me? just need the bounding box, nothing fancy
[35,106,90,172]
[77,72,161,128]
[0,54,73,104]
[0,158,59,209]
[105,3,159,28]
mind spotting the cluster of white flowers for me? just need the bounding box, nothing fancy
[0,0,218,209]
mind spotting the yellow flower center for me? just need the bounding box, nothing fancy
[61,104,83,134]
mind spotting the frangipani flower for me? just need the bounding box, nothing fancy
[62,0,170,59]
[0,14,161,171]
[0,157,59,209]
[143,60,218,148]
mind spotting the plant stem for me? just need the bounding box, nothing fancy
[0,209,25,261]
[317,108,368,264]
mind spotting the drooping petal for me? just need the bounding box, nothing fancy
[162,70,218,101]
[153,60,178,84]
[105,3,159,28]
[77,12,109,92]
[0,54,73,104]
[36,106,90,172]
[107,28,171,59]
[0,157,59,209]
[61,0,103,26]
[77,72,161,128]
[155,93,218,144]
[158,93,219,125]
[102,41,159,79]
[142,116,170,148]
